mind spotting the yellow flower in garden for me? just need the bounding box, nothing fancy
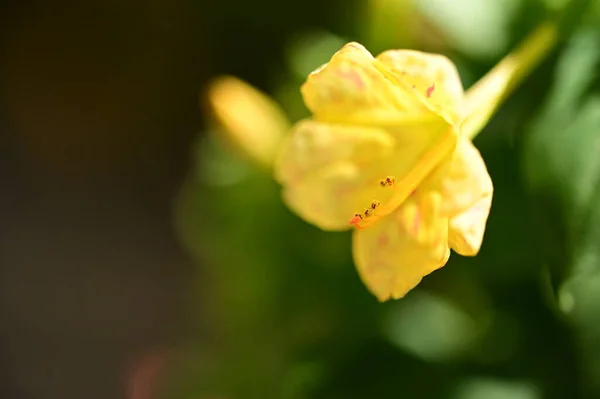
[275,24,556,301]
[206,76,290,170]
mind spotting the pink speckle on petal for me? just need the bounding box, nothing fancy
[330,91,342,103]
[412,209,421,235]
[426,83,435,98]
[338,70,365,89]
[378,234,389,247]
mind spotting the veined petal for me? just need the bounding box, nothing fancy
[439,140,493,216]
[353,189,450,301]
[352,121,457,230]
[276,118,456,231]
[420,138,494,256]
[282,160,394,231]
[440,139,493,256]
[376,49,464,123]
[206,76,291,169]
[302,42,430,123]
[396,138,492,256]
[448,195,492,256]
[276,120,397,230]
[275,119,396,186]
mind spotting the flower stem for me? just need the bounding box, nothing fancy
[461,22,558,140]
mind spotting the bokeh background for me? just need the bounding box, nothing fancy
[1,0,600,398]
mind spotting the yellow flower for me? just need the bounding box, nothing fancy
[275,24,557,301]
[206,76,291,170]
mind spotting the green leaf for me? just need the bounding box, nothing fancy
[522,26,600,394]
[524,27,600,254]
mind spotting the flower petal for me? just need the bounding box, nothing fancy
[206,76,290,169]
[301,42,429,123]
[448,195,492,256]
[440,139,493,256]
[281,161,394,231]
[352,121,457,230]
[276,120,397,230]
[376,49,464,122]
[276,120,395,185]
[275,118,455,231]
[352,189,450,301]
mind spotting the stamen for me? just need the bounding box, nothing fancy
[380,176,395,187]
[349,198,383,228]
[349,214,363,227]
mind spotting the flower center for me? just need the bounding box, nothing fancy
[348,126,457,231]
[349,176,394,229]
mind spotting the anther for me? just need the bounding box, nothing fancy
[350,199,381,226]
[380,176,395,187]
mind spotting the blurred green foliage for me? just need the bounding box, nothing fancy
[173,0,600,398]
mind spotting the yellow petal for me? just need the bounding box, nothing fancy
[276,120,396,230]
[275,117,455,231]
[206,76,291,169]
[440,139,493,256]
[448,195,492,256]
[282,160,393,231]
[352,121,457,230]
[276,119,394,186]
[375,49,464,123]
[301,42,429,123]
[353,189,450,301]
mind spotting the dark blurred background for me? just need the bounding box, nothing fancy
[2,0,600,398]
[0,1,340,398]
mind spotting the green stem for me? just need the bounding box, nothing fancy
[462,22,558,140]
